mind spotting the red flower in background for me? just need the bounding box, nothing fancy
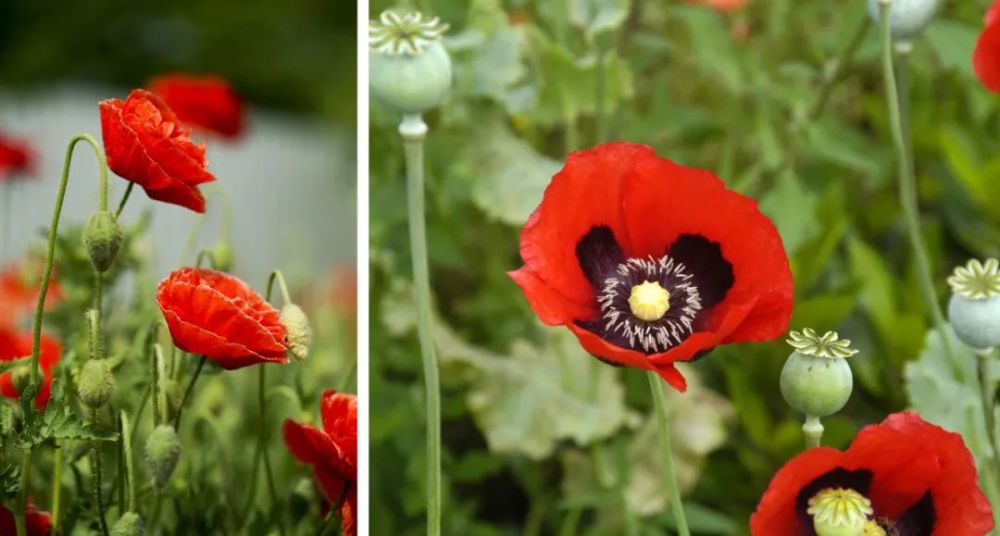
[0,132,35,182]
[974,0,1000,92]
[510,143,792,391]
[686,0,748,12]
[0,263,62,329]
[750,412,994,535]
[149,74,245,139]
[284,390,357,536]
[0,503,52,536]
[156,268,288,369]
[0,329,62,408]
[99,89,217,213]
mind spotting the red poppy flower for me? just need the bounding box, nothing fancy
[284,390,357,536]
[685,0,748,12]
[750,411,995,535]
[510,142,793,391]
[0,503,52,536]
[0,263,62,329]
[974,0,1000,92]
[99,89,217,213]
[156,268,288,369]
[0,132,35,182]
[148,74,245,139]
[0,329,62,408]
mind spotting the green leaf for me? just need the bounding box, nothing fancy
[759,170,819,254]
[925,20,979,78]
[568,0,630,41]
[18,402,118,448]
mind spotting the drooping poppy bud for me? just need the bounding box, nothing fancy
[83,210,124,273]
[947,258,1000,351]
[280,303,312,361]
[145,424,181,490]
[369,11,452,114]
[78,359,114,410]
[210,241,234,273]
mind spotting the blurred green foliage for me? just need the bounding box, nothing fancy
[371,0,1000,534]
[0,0,356,122]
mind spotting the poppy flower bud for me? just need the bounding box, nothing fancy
[162,378,183,415]
[780,329,856,419]
[83,210,124,273]
[110,512,144,536]
[211,241,234,273]
[11,365,32,395]
[280,303,312,361]
[867,0,939,40]
[807,488,873,536]
[369,11,452,114]
[145,424,181,490]
[78,359,114,409]
[947,258,1000,351]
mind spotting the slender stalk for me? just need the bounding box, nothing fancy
[51,443,63,529]
[266,270,293,305]
[400,113,442,536]
[173,356,207,429]
[877,1,957,369]
[91,410,110,536]
[115,182,134,219]
[121,411,136,512]
[16,132,109,536]
[977,348,1000,532]
[803,416,824,449]
[646,372,689,536]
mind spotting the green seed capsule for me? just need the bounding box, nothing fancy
[83,210,124,273]
[780,329,857,418]
[369,11,452,114]
[947,259,1000,351]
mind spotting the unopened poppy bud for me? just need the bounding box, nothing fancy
[780,329,856,419]
[807,488,873,536]
[369,11,452,114]
[110,512,144,536]
[867,0,939,40]
[83,210,124,273]
[211,241,234,272]
[281,303,312,361]
[162,378,183,414]
[78,359,114,409]
[11,365,32,395]
[947,259,1000,351]
[145,424,181,490]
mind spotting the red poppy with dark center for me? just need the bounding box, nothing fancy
[974,0,1000,93]
[99,89,217,213]
[0,328,62,408]
[510,142,793,391]
[284,390,357,536]
[148,74,245,139]
[0,503,52,536]
[156,268,288,369]
[750,412,994,535]
[0,132,35,182]
[0,263,62,329]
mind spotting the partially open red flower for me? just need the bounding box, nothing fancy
[0,131,35,182]
[148,74,245,139]
[284,390,357,536]
[0,328,62,408]
[156,268,288,369]
[0,263,62,329]
[99,89,217,213]
[974,0,1000,92]
[0,503,52,536]
[751,412,995,535]
[510,142,793,391]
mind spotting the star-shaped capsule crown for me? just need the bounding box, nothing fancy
[787,328,859,359]
[370,11,449,56]
[948,258,1000,300]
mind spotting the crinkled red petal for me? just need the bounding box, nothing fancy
[283,419,353,490]
[321,390,358,473]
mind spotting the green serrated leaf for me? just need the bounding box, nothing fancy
[18,402,118,448]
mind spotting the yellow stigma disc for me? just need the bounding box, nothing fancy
[628,280,671,321]
[807,488,874,536]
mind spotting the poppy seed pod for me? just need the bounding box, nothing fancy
[280,303,312,361]
[369,11,452,114]
[947,258,1000,350]
[110,512,144,536]
[867,0,939,40]
[807,488,873,536]
[78,359,114,409]
[145,424,181,490]
[83,210,124,273]
[211,241,234,272]
[780,329,856,419]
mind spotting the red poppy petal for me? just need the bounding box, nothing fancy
[508,267,595,325]
[974,16,1000,93]
[517,142,657,315]
[653,363,688,391]
[321,390,358,473]
[144,179,207,214]
[340,487,358,536]
[622,157,793,343]
[750,447,847,535]
[100,98,173,191]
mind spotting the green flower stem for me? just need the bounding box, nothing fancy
[803,416,824,449]
[91,410,110,536]
[121,411,136,512]
[51,443,63,529]
[195,249,218,270]
[401,113,442,536]
[115,182,134,219]
[646,372,689,536]
[877,1,957,370]
[977,349,1000,531]
[173,356,207,429]
[16,132,109,536]
[266,270,293,305]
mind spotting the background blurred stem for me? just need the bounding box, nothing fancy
[646,372,689,536]
[51,443,63,529]
[2,185,10,261]
[977,349,1000,533]
[877,2,958,372]
[401,112,442,536]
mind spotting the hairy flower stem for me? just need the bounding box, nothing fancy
[977,349,1000,532]
[646,372,689,536]
[401,113,442,536]
[51,443,63,528]
[15,133,109,536]
[877,2,958,373]
[121,411,136,512]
